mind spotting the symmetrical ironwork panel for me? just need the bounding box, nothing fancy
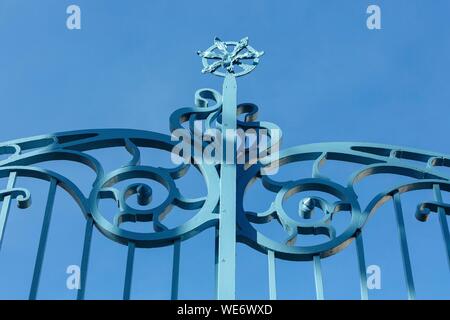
[0,37,449,299]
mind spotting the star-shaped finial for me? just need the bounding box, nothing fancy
[197,37,264,77]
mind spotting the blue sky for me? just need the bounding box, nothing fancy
[0,0,450,299]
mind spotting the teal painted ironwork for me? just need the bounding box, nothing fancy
[29,178,57,300]
[123,242,135,300]
[313,255,324,300]
[171,240,181,300]
[267,250,277,300]
[393,192,416,300]
[217,74,238,299]
[77,216,93,300]
[355,232,369,300]
[432,184,450,270]
[0,37,450,299]
[198,37,264,299]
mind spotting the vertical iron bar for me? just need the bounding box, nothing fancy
[171,240,181,300]
[313,255,324,300]
[123,241,135,300]
[0,172,17,250]
[355,231,368,300]
[214,227,219,296]
[77,216,93,300]
[217,74,237,300]
[267,250,277,300]
[432,184,450,270]
[393,192,416,300]
[29,178,57,300]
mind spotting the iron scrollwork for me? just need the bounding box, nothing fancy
[1,37,450,264]
[0,126,220,248]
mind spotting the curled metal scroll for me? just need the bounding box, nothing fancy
[237,143,450,260]
[0,126,220,248]
[1,88,450,260]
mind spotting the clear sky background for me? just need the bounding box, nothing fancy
[0,0,450,300]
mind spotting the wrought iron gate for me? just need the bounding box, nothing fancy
[0,38,449,300]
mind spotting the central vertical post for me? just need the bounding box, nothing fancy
[197,37,263,300]
[217,74,237,299]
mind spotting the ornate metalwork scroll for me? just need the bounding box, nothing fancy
[0,37,449,300]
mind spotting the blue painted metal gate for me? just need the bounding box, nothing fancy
[0,38,449,300]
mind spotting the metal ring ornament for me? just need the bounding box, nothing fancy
[197,37,264,77]
[238,166,362,261]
